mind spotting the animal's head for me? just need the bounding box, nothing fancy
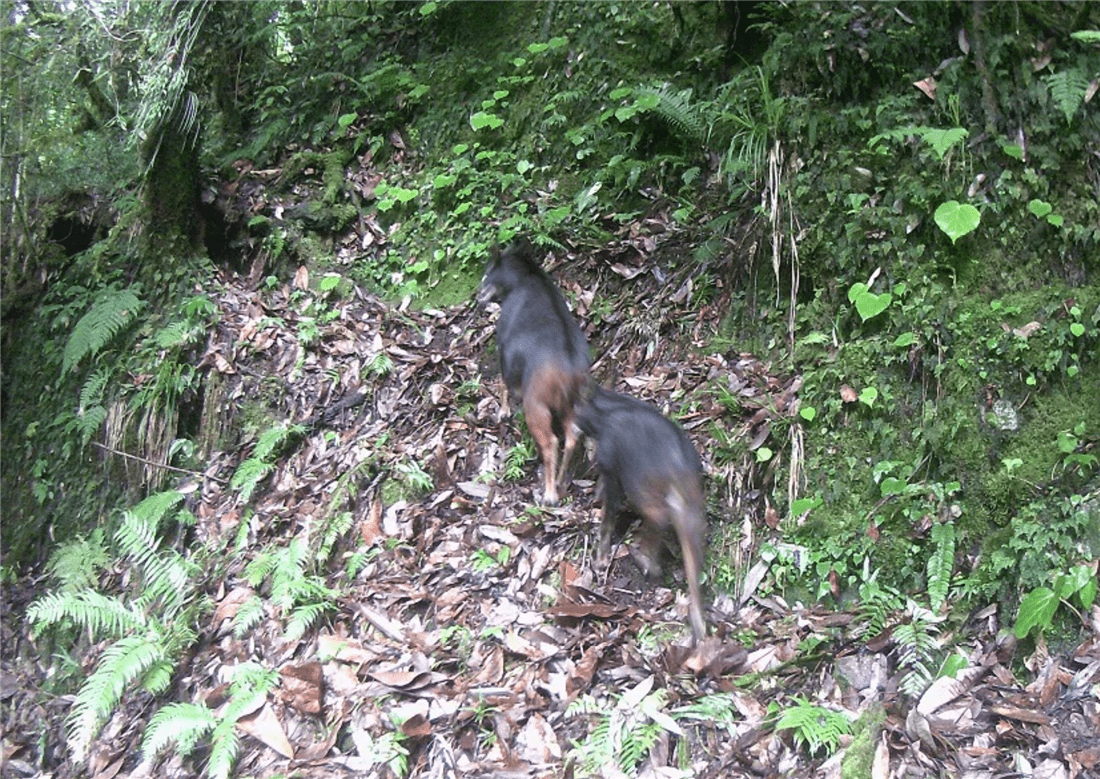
[476,239,539,306]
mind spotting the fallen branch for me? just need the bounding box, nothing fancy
[91,441,229,485]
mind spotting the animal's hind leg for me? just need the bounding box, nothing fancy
[524,398,560,506]
[553,412,579,495]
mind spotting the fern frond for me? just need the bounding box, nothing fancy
[27,590,147,639]
[253,423,304,462]
[130,489,186,531]
[636,84,706,144]
[1045,68,1090,124]
[774,697,852,756]
[231,595,265,638]
[286,601,332,642]
[926,522,956,611]
[67,633,171,762]
[115,508,197,614]
[142,701,217,758]
[46,533,109,592]
[204,716,241,779]
[63,288,144,375]
[895,605,940,699]
[230,458,273,504]
[77,367,111,441]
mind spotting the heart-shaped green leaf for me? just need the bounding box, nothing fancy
[847,282,868,304]
[800,406,817,422]
[934,200,981,244]
[1070,322,1085,337]
[859,386,878,407]
[880,477,908,497]
[855,291,892,322]
[1028,199,1052,218]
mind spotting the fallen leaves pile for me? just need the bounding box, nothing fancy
[3,240,1098,779]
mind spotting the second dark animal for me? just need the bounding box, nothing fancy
[575,385,707,643]
[477,242,590,506]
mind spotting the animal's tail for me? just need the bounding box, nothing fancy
[667,480,707,643]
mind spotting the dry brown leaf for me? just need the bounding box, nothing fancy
[1012,321,1042,338]
[236,703,294,759]
[914,77,937,100]
[279,662,323,715]
[212,586,255,628]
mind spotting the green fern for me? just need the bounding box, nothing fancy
[62,288,145,375]
[77,367,111,441]
[230,595,265,638]
[143,702,218,758]
[896,604,940,698]
[673,692,741,737]
[245,539,337,640]
[635,84,706,144]
[27,589,148,639]
[773,696,852,757]
[27,488,206,764]
[141,663,276,779]
[230,458,273,504]
[567,676,681,777]
[46,532,109,592]
[856,572,903,639]
[66,633,176,762]
[116,508,198,612]
[1044,68,1090,124]
[926,522,956,611]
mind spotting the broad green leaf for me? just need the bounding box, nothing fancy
[755,446,773,463]
[934,200,981,243]
[470,111,503,131]
[1070,323,1085,337]
[799,406,817,422]
[894,332,917,347]
[1028,199,1052,218]
[880,477,907,497]
[1002,143,1024,160]
[938,653,969,678]
[791,497,823,515]
[855,291,892,322]
[847,282,868,303]
[859,387,878,408]
[921,127,968,159]
[1014,587,1059,638]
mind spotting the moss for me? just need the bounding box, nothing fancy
[840,705,885,779]
[417,264,483,309]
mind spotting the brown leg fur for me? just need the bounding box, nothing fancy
[523,392,560,505]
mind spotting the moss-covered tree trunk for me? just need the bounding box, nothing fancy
[141,99,204,254]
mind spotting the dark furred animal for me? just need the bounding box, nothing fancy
[478,242,590,505]
[575,385,707,642]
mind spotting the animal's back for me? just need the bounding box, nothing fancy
[496,270,588,387]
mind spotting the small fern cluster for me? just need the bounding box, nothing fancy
[895,603,942,699]
[567,675,685,777]
[27,489,202,764]
[62,287,145,376]
[230,422,305,504]
[772,696,853,757]
[142,663,279,779]
[236,537,337,641]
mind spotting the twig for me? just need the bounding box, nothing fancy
[91,441,229,485]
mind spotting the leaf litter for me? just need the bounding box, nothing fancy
[3,230,1099,779]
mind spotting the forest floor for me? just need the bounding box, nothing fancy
[3,211,1099,779]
